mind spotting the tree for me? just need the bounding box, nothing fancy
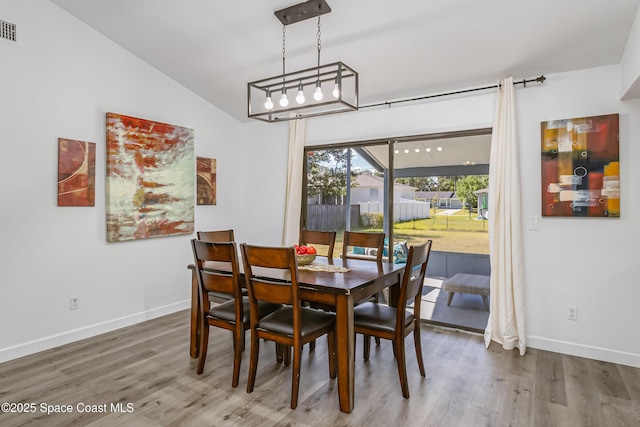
[435,176,456,192]
[455,175,489,216]
[395,177,436,191]
[306,149,356,204]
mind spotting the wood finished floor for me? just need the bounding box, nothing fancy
[1,310,638,426]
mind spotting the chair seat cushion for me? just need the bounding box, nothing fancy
[258,306,335,337]
[353,302,413,333]
[209,297,281,324]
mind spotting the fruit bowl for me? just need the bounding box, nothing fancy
[296,253,317,266]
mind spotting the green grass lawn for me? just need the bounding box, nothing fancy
[311,209,489,257]
[346,209,489,255]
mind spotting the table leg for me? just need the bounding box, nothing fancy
[335,294,355,413]
[190,269,199,358]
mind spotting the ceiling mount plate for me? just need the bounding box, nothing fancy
[274,0,331,26]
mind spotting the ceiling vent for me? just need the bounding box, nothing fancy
[1,19,17,44]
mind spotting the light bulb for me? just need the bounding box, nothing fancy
[313,81,323,101]
[264,92,273,110]
[414,148,420,153]
[296,83,305,104]
[279,91,289,107]
[426,148,431,152]
[332,78,340,98]
[437,146,443,151]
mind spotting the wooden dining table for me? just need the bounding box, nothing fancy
[187,256,406,413]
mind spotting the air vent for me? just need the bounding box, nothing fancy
[1,19,17,43]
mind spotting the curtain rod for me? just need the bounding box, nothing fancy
[360,75,546,109]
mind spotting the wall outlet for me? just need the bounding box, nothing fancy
[528,215,540,231]
[567,305,577,321]
[70,296,80,310]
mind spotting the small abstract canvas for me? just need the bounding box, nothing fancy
[541,114,619,217]
[57,138,96,206]
[196,157,217,205]
[106,113,195,242]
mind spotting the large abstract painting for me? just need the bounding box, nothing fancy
[196,156,217,205]
[541,113,619,217]
[57,138,96,206]
[106,113,194,242]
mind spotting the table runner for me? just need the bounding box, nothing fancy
[298,263,351,273]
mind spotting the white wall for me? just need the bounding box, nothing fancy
[304,66,640,368]
[0,0,283,362]
[620,2,640,98]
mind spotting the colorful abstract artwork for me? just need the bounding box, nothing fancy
[541,114,619,217]
[57,138,96,206]
[196,157,217,205]
[106,113,194,242]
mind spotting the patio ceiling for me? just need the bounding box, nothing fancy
[356,131,492,177]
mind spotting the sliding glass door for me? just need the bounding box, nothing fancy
[303,142,389,258]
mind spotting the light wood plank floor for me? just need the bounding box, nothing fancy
[1,310,638,426]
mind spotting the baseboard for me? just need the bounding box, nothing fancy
[0,300,190,364]
[527,335,640,368]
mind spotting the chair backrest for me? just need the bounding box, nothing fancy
[396,240,432,325]
[300,229,336,259]
[240,244,301,308]
[191,240,243,319]
[197,229,235,242]
[342,231,385,263]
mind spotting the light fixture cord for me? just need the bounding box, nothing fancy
[282,25,286,89]
[316,13,321,73]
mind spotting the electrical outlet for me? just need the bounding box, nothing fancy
[70,296,80,310]
[567,305,577,321]
[528,215,540,231]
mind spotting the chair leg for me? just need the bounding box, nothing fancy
[327,331,336,379]
[231,328,243,388]
[394,338,410,398]
[414,323,426,377]
[246,331,260,393]
[283,345,291,366]
[363,335,371,360]
[276,343,283,364]
[373,294,381,346]
[447,292,454,306]
[290,344,302,409]
[196,322,209,375]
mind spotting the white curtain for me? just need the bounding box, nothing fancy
[484,77,527,355]
[282,117,306,246]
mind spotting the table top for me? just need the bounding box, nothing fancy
[191,257,406,296]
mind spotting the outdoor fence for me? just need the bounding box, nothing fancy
[359,201,431,222]
[306,204,361,231]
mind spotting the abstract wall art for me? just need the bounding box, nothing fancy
[196,156,217,205]
[57,138,96,206]
[541,113,619,217]
[106,113,195,242]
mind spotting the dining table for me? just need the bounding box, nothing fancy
[187,256,406,413]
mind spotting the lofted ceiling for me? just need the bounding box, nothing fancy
[50,0,639,124]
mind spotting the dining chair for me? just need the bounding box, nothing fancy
[342,230,385,263]
[197,229,235,242]
[191,240,281,387]
[299,229,336,260]
[299,229,337,351]
[352,240,432,398]
[342,231,386,345]
[240,243,336,409]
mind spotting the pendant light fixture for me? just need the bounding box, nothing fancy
[247,0,358,122]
